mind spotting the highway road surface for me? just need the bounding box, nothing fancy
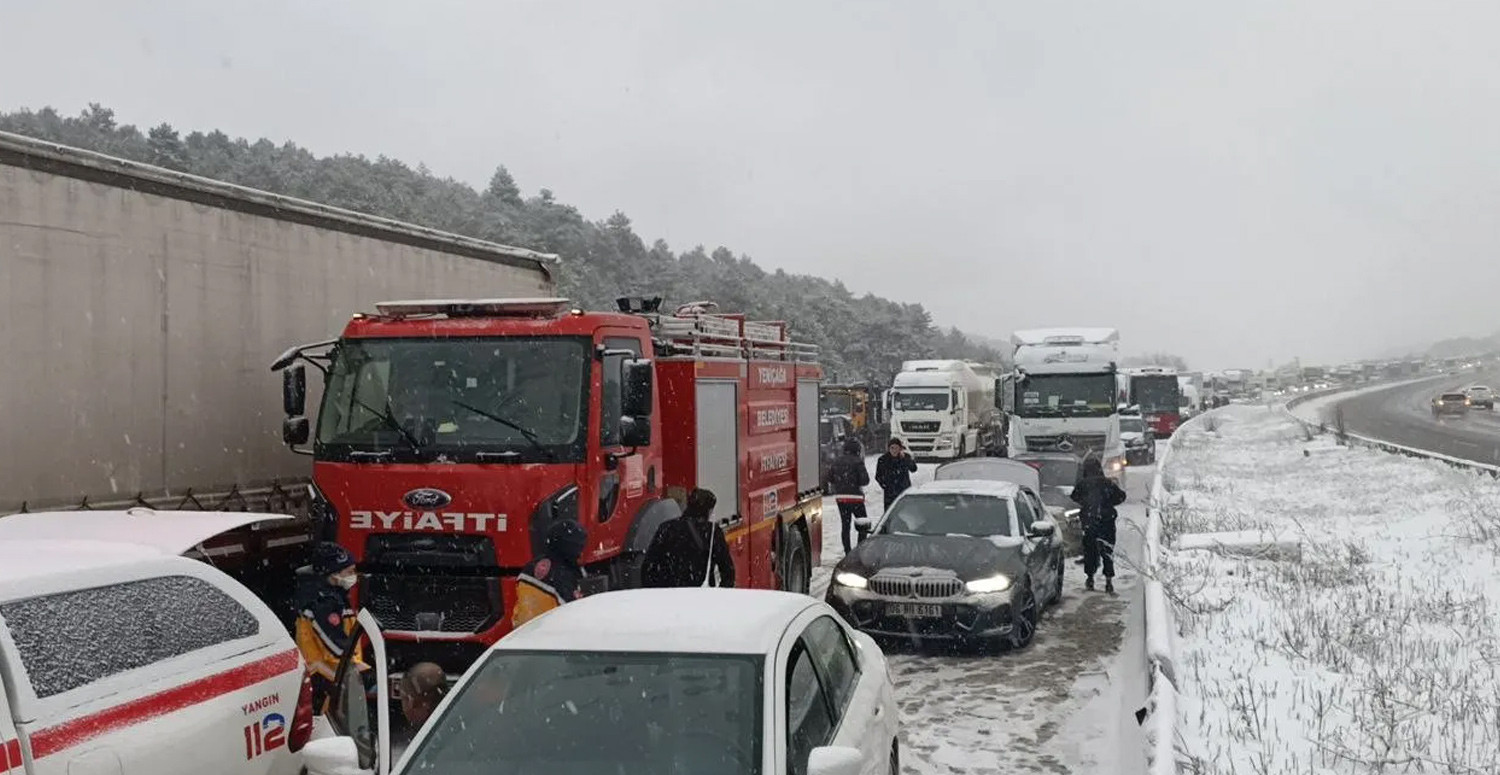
[1324,373,1500,465]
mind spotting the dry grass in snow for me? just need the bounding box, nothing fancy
[1158,406,1500,774]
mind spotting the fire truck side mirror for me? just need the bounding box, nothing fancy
[622,359,654,417]
[620,415,652,448]
[283,416,311,446]
[283,364,307,416]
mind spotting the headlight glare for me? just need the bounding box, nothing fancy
[834,571,869,590]
[965,574,1012,594]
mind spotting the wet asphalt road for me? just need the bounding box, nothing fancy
[1323,373,1500,464]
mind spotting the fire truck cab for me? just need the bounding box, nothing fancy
[274,297,824,677]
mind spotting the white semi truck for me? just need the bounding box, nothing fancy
[1008,328,1127,483]
[887,359,1004,460]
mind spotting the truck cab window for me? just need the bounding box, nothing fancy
[600,337,642,447]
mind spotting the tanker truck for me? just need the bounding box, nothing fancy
[886,359,1004,460]
[0,129,556,617]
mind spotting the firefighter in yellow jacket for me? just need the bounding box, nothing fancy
[294,541,367,712]
[512,519,589,628]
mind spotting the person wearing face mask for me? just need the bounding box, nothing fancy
[293,541,367,713]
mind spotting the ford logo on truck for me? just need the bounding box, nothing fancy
[404,488,453,509]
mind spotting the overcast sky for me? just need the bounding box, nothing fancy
[6,0,1500,369]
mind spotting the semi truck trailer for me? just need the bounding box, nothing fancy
[886,359,1003,460]
[0,129,555,616]
[1008,328,1126,483]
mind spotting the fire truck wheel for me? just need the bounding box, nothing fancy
[780,527,811,595]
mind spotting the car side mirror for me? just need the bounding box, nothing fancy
[620,415,652,447]
[283,364,307,416]
[283,416,311,446]
[622,359,654,417]
[1028,520,1057,539]
[807,746,864,775]
[300,736,363,775]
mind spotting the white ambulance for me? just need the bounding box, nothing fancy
[0,510,314,775]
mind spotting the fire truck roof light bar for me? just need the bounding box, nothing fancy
[374,298,575,319]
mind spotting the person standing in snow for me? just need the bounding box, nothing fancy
[874,438,919,510]
[293,541,367,713]
[512,519,590,628]
[1070,456,1128,593]
[824,438,872,552]
[642,488,736,588]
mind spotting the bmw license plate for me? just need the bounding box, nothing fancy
[887,602,942,619]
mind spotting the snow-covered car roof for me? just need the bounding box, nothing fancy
[497,588,820,655]
[0,509,289,555]
[900,479,1022,499]
[0,539,204,601]
[933,458,1040,492]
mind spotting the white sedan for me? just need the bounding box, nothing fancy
[305,588,902,775]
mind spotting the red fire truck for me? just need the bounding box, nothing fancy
[273,296,824,675]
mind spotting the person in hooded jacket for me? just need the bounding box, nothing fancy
[293,541,367,713]
[874,437,919,510]
[642,488,736,588]
[824,438,872,552]
[512,519,589,628]
[1070,456,1128,593]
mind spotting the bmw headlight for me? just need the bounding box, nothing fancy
[965,574,1012,594]
[834,572,869,590]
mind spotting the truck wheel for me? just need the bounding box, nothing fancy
[780,526,811,595]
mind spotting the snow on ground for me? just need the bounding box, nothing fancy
[813,456,1150,775]
[1159,406,1500,774]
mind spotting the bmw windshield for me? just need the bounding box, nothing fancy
[315,336,590,464]
[400,650,763,775]
[880,493,1014,537]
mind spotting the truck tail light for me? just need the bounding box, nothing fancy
[288,671,315,753]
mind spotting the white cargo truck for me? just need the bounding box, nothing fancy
[886,360,1003,460]
[1008,328,1127,483]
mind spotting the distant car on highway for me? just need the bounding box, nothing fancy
[1463,385,1494,410]
[1118,412,1157,465]
[1432,392,1470,417]
[825,478,1065,651]
[307,589,901,775]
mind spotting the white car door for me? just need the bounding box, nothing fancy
[779,608,897,775]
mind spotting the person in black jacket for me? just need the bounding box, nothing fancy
[824,438,872,552]
[642,488,736,588]
[1070,456,1128,593]
[874,438,919,510]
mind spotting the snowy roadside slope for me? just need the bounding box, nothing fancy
[1159,406,1500,774]
[812,457,1150,775]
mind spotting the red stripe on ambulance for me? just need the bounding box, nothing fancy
[29,649,300,759]
[2,738,22,772]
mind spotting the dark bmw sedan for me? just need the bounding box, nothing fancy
[825,479,1065,650]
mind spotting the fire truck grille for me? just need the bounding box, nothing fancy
[362,574,501,633]
[901,421,941,434]
[869,575,964,599]
[1025,434,1108,454]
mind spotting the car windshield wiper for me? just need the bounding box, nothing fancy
[451,400,557,462]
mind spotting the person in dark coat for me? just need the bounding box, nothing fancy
[874,437,919,510]
[824,438,872,552]
[512,519,589,628]
[642,488,736,588]
[1070,456,1128,593]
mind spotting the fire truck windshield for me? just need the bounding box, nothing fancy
[1015,373,1116,418]
[315,336,590,463]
